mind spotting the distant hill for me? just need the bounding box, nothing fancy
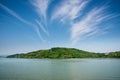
[0,55,6,58]
[7,47,120,58]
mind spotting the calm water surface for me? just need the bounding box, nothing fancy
[0,58,120,80]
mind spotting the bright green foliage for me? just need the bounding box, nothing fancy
[107,51,120,58]
[7,47,120,58]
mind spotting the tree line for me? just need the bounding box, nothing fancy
[7,47,120,58]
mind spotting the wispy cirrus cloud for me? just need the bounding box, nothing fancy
[36,19,49,36]
[0,3,44,42]
[52,0,89,23]
[0,3,28,24]
[29,0,50,39]
[71,6,114,44]
[1,0,118,45]
[50,0,118,45]
[30,0,50,21]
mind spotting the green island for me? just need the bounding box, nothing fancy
[7,47,120,58]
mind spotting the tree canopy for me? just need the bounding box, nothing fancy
[7,47,120,58]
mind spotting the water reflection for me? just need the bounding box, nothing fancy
[0,58,120,80]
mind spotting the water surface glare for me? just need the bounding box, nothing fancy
[0,58,120,80]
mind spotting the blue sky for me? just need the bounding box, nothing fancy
[0,0,120,55]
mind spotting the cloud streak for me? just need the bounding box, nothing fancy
[36,19,49,36]
[50,0,118,45]
[71,6,113,44]
[52,0,89,23]
[0,3,28,24]
[0,3,44,42]
[30,0,50,21]
[29,0,50,41]
[1,0,119,45]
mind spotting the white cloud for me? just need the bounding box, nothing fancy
[52,0,89,22]
[30,0,50,20]
[36,19,49,36]
[0,3,44,42]
[1,1,118,45]
[33,25,45,42]
[71,6,113,44]
[29,0,50,40]
[0,3,28,24]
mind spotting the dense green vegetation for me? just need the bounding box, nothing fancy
[7,47,120,58]
[107,52,120,58]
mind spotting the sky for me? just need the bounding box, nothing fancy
[0,0,120,55]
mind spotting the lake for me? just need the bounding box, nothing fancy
[0,58,120,80]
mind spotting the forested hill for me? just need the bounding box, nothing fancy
[7,47,120,58]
